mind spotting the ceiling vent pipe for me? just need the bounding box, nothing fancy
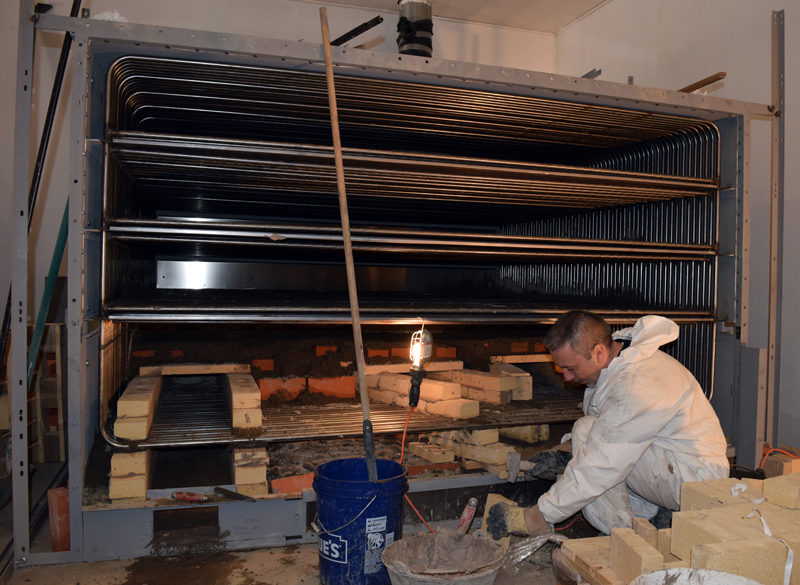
[397,0,433,57]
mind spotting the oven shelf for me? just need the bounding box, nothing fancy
[129,398,584,448]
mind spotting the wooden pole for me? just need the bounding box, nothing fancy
[319,7,378,482]
[677,72,727,93]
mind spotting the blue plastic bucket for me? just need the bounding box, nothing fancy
[314,458,407,585]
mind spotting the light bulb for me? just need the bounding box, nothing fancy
[410,327,432,369]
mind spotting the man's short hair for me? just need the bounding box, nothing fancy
[544,310,613,359]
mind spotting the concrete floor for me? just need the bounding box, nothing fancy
[8,545,322,585]
[6,541,559,585]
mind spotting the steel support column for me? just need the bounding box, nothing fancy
[11,0,35,566]
[766,10,785,446]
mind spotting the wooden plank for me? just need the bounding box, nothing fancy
[489,362,533,400]
[407,442,455,463]
[490,354,553,364]
[139,363,251,376]
[111,450,150,476]
[609,528,663,585]
[117,376,163,418]
[763,471,800,508]
[34,375,45,463]
[428,369,517,391]
[232,407,262,428]
[227,373,261,409]
[461,385,512,405]
[114,416,149,440]
[632,517,658,548]
[362,361,463,376]
[0,395,8,431]
[54,324,65,461]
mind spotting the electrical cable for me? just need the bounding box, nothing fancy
[399,406,415,464]
[759,448,800,470]
[555,514,585,532]
[405,494,435,534]
[399,405,434,533]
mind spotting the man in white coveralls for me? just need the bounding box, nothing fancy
[487,310,730,537]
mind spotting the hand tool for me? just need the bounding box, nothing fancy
[172,491,211,502]
[455,497,478,535]
[506,451,537,483]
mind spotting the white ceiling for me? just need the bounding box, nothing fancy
[327,0,609,34]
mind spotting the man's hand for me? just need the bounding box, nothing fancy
[523,449,573,481]
[485,502,551,540]
[523,505,551,535]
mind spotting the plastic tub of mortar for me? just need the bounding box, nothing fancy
[381,530,505,585]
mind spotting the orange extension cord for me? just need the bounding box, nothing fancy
[759,447,800,470]
[399,406,435,533]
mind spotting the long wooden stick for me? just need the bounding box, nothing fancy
[678,71,726,93]
[319,7,378,482]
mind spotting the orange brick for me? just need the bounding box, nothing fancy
[271,472,314,494]
[391,346,408,358]
[435,346,457,359]
[533,342,547,353]
[132,350,155,359]
[308,376,356,398]
[315,345,338,357]
[251,359,275,373]
[258,377,306,401]
[511,341,529,353]
[169,349,184,358]
[368,348,390,359]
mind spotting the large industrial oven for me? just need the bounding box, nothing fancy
[9,7,780,568]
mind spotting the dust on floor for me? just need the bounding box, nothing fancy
[7,540,559,585]
[7,545,320,585]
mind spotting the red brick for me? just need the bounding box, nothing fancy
[368,348,390,359]
[251,359,275,373]
[169,349,184,358]
[511,341,529,353]
[308,376,355,398]
[132,350,155,359]
[257,377,306,401]
[391,346,408,358]
[316,345,338,357]
[533,342,547,353]
[271,472,314,494]
[435,346,457,359]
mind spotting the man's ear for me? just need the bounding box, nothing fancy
[591,343,607,365]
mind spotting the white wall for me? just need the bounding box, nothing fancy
[557,0,799,447]
[0,0,555,321]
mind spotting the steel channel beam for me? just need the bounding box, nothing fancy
[766,10,785,446]
[33,14,772,122]
[11,0,35,567]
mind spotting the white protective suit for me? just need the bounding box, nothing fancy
[537,315,729,534]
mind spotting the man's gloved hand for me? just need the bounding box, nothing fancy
[523,449,572,481]
[485,502,529,540]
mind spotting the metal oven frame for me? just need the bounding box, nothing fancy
[9,1,783,567]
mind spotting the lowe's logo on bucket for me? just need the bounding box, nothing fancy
[319,533,347,564]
